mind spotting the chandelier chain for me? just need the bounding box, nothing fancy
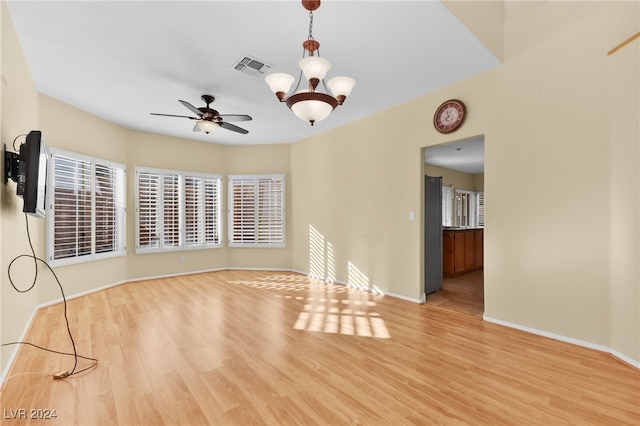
[308,11,314,41]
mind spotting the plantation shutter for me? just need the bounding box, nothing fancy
[442,185,453,227]
[51,154,92,260]
[163,173,181,248]
[258,176,285,243]
[136,168,222,253]
[204,177,221,245]
[48,148,126,266]
[184,175,203,246]
[136,170,161,249]
[476,191,485,227]
[454,191,472,227]
[94,162,126,254]
[230,176,257,244]
[228,174,285,247]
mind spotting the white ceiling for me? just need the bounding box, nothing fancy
[7,0,499,173]
[424,136,484,174]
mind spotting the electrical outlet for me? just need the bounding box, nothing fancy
[178,255,185,263]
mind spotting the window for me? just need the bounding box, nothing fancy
[455,190,473,227]
[476,191,485,227]
[47,148,126,266]
[228,174,285,248]
[135,168,222,253]
[441,186,484,228]
[442,186,453,227]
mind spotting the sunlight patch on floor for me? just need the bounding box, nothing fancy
[293,285,390,339]
[228,272,391,339]
[293,299,390,338]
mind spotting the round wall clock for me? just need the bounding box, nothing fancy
[433,99,466,134]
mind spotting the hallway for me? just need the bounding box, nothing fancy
[425,269,484,317]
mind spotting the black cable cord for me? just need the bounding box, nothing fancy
[7,213,39,293]
[3,213,98,378]
[1,341,98,376]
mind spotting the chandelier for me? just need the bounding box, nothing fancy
[265,0,356,126]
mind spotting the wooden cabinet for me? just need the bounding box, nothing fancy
[443,228,483,277]
[474,229,483,269]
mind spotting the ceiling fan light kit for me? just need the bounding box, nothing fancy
[150,94,252,135]
[196,119,220,134]
[264,0,356,126]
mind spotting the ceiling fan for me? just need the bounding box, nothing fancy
[151,94,252,134]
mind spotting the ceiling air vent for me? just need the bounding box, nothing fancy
[232,55,272,78]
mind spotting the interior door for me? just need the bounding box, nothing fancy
[424,176,443,295]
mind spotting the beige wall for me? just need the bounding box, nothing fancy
[290,116,425,298]
[608,4,640,363]
[424,164,484,192]
[485,1,616,346]
[1,0,42,376]
[2,1,639,376]
[291,1,639,364]
[442,0,505,61]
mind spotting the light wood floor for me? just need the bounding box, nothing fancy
[425,269,484,317]
[1,270,639,425]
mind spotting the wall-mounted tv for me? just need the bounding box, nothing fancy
[4,130,48,218]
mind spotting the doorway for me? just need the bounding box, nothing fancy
[422,136,485,316]
[426,271,484,316]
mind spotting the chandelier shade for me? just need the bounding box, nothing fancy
[299,56,331,82]
[327,76,357,103]
[264,0,354,126]
[265,73,295,100]
[286,92,338,125]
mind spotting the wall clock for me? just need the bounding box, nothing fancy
[433,99,466,134]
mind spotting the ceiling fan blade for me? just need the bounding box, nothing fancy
[218,114,252,122]
[150,113,196,119]
[192,123,201,132]
[220,122,249,134]
[179,100,203,117]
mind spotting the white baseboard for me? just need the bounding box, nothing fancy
[610,349,640,369]
[227,267,293,272]
[382,290,422,304]
[1,306,39,387]
[483,315,640,370]
[291,269,422,303]
[37,279,128,309]
[126,267,228,284]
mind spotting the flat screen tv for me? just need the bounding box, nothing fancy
[4,130,48,218]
